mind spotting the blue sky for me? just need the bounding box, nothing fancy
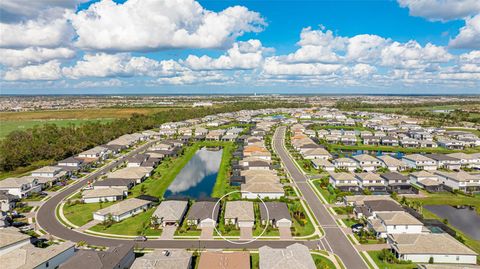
[0,0,479,94]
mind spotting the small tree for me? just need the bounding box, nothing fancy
[428,257,434,264]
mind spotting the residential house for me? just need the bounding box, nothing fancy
[410,171,443,192]
[107,166,154,184]
[387,233,477,264]
[77,146,109,161]
[368,211,423,238]
[57,157,84,172]
[0,191,16,212]
[241,181,284,199]
[59,244,135,269]
[363,136,381,145]
[0,177,41,198]
[402,154,437,171]
[333,158,357,172]
[302,148,332,160]
[198,251,250,269]
[131,249,192,269]
[259,243,316,269]
[0,227,31,255]
[446,153,479,168]
[437,138,464,150]
[224,201,254,228]
[329,172,360,192]
[434,171,480,193]
[377,155,408,171]
[352,154,383,172]
[355,172,387,192]
[426,154,461,170]
[93,198,152,222]
[259,202,292,228]
[152,200,188,227]
[81,188,126,203]
[185,201,220,228]
[381,172,414,194]
[310,159,335,172]
[381,136,399,146]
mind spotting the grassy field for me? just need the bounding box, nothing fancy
[89,207,161,236]
[63,201,115,227]
[311,253,337,269]
[0,118,114,139]
[0,107,175,121]
[367,251,416,269]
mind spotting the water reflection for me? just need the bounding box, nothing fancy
[164,147,223,199]
[425,205,480,240]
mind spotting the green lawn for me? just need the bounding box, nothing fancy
[367,251,416,269]
[63,201,115,227]
[0,119,113,139]
[89,207,161,236]
[210,141,238,198]
[251,253,259,269]
[289,200,316,237]
[312,253,337,269]
[312,181,337,204]
[341,217,358,228]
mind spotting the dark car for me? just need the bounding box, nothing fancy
[351,223,364,233]
[134,236,147,241]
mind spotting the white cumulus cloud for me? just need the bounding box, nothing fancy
[70,0,266,51]
[449,14,480,49]
[4,60,62,81]
[397,0,480,21]
[0,47,75,67]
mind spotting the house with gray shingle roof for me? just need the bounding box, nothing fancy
[224,201,254,228]
[259,202,291,228]
[186,201,219,228]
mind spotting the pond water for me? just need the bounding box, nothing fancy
[164,147,223,199]
[425,205,480,240]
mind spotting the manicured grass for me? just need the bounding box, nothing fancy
[332,206,352,215]
[341,217,358,228]
[21,193,47,201]
[0,119,114,139]
[312,181,337,204]
[289,200,316,237]
[367,251,416,269]
[63,201,115,227]
[210,141,238,198]
[311,253,337,269]
[89,207,161,236]
[251,253,259,269]
[253,202,280,236]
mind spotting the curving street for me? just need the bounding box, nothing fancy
[272,126,368,269]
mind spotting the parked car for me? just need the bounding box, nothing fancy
[351,223,364,233]
[135,236,147,241]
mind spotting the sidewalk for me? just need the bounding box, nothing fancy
[75,220,100,232]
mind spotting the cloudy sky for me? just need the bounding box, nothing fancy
[0,0,479,94]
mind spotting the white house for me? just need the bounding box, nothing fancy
[368,211,423,238]
[82,188,126,203]
[333,158,357,172]
[352,154,383,172]
[93,198,152,222]
[388,233,477,264]
[402,154,437,171]
[434,171,480,193]
[0,176,41,198]
[224,201,254,228]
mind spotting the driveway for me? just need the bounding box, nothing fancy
[200,227,214,240]
[240,227,252,240]
[160,226,176,239]
[279,227,292,240]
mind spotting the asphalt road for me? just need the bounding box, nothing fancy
[36,139,318,250]
[273,126,368,269]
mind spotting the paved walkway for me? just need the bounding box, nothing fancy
[26,201,45,207]
[200,227,213,240]
[355,243,389,251]
[76,220,100,232]
[240,227,252,240]
[279,227,292,240]
[160,226,176,239]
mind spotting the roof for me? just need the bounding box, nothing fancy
[410,170,437,178]
[0,176,37,188]
[389,233,477,256]
[377,155,406,167]
[58,244,134,269]
[259,243,316,269]
[303,148,331,157]
[93,178,135,187]
[380,172,409,182]
[31,166,62,174]
[0,227,30,249]
[241,182,284,193]
[82,188,124,199]
[434,171,480,183]
[130,249,192,269]
[95,198,151,217]
[376,211,422,225]
[2,241,75,269]
[107,167,153,180]
[426,153,459,162]
[329,172,356,181]
[364,200,403,212]
[224,201,254,221]
[352,154,379,162]
[259,202,291,221]
[355,172,383,182]
[403,154,435,162]
[153,200,188,222]
[186,201,220,221]
[197,251,250,269]
[310,159,334,167]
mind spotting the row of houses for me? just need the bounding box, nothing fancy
[345,196,478,265]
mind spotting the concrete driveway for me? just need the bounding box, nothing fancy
[240,227,252,240]
[279,227,292,240]
[160,226,177,239]
[200,227,214,240]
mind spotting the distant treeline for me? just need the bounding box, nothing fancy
[335,100,480,125]
[0,102,306,172]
